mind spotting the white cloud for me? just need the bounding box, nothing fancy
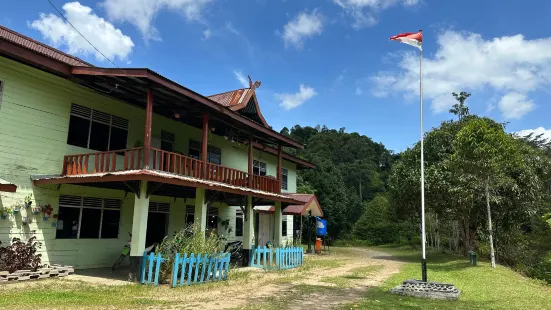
[29,2,133,62]
[202,28,212,40]
[371,30,551,119]
[498,92,535,119]
[516,127,551,142]
[234,70,249,88]
[101,0,213,40]
[355,87,363,95]
[334,0,419,28]
[281,10,323,49]
[276,85,317,110]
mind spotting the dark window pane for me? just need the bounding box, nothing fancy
[109,127,128,151]
[56,207,80,239]
[67,115,90,148]
[101,209,120,238]
[208,153,221,165]
[189,148,200,159]
[207,215,217,229]
[235,217,243,237]
[80,208,101,238]
[89,121,110,151]
[186,213,195,225]
[161,140,173,152]
[282,219,288,237]
[281,169,288,190]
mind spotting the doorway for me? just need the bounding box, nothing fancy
[146,202,170,246]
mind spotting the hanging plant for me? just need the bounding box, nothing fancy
[13,203,22,214]
[32,204,41,215]
[42,204,53,221]
[24,194,33,208]
[1,208,8,220]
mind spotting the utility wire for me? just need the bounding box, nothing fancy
[46,0,123,71]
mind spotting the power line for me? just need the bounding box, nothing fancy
[46,0,123,70]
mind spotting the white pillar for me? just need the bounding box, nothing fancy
[130,180,149,256]
[243,196,254,250]
[274,201,282,247]
[194,188,207,233]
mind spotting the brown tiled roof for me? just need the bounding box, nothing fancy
[0,25,91,67]
[258,194,324,216]
[208,88,252,108]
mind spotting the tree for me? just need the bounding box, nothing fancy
[450,91,471,120]
[451,118,516,268]
[353,195,395,244]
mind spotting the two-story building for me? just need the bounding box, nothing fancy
[0,26,323,275]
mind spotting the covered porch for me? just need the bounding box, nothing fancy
[32,172,301,280]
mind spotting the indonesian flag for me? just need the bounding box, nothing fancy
[390,30,422,51]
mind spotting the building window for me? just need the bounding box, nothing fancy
[160,130,175,152]
[253,160,267,176]
[67,104,129,151]
[282,217,288,237]
[185,205,195,226]
[235,209,243,237]
[207,206,218,230]
[188,140,221,165]
[281,168,288,190]
[56,195,121,239]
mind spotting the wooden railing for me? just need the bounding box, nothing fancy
[62,147,281,194]
[251,175,279,194]
[63,147,144,175]
[150,148,203,179]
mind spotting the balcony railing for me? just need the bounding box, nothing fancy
[62,147,280,194]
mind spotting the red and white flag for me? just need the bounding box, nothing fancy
[390,30,422,51]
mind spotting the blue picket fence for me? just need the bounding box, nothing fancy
[250,246,304,270]
[171,252,230,287]
[141,252,165,285]
[140,252,230,287]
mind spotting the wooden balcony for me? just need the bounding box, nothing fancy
[62,147,281,194]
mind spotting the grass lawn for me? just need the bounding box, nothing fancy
[347,245,551,310]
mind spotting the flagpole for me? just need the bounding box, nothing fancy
[420,46,427,283]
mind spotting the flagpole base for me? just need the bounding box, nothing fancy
[422,258,427,282]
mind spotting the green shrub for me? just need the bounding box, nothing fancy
[155,224,223,284]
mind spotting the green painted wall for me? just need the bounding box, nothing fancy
[0,56,298,268]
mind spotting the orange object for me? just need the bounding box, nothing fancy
[315,238,322,253]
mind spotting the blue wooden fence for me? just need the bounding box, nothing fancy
[141,252,165,285]
[140,252,230,287]
[250,246,304,270]
[171,252,231,287]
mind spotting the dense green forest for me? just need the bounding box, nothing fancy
[282,92,551,283]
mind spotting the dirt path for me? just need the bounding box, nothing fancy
[1,247,402,310]
[157,247,404,310]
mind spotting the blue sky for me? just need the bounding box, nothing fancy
[3,0,551,152]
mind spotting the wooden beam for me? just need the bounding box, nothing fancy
[277,144,282,193]
[202,113,209,178]
[0,183,17,193]
[0,40,71,77]
[144,88,153,168]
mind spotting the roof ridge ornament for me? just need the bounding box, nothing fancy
[248,75,261,90]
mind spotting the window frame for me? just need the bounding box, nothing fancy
[282,216,288,237]
[253,160,267,176]
[235,209,243,237]
[188,140,222,165]
[281,168,288,190]
[67,104,129,152]
[55,195,122,240]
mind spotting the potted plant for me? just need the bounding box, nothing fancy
[13,203,22,214]
[32,203,41,215]
[1,208,8,220]
[42,204,53,221]
[24,194,33,208]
